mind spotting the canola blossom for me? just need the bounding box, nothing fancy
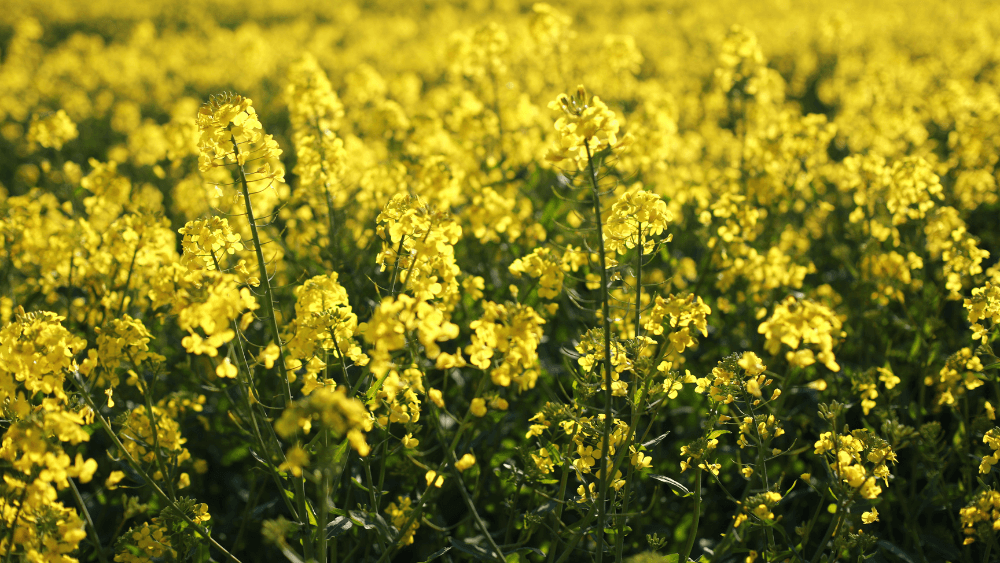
[2,1,1000,562]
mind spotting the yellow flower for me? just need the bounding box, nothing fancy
[278,445,310,477]
[738,351,766,376]
[470,398,487,417]
[216,357,238,378]
[545,85,625,169]
[106,470,126,490]
[455,454,476,471]
[604,190,673,256]
[862,508,879,524]
[425,470,445,488]
[429,388,445,408]
[27,109,78,150]
[386,496,419,546]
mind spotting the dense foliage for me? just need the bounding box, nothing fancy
[2,1,1000,563]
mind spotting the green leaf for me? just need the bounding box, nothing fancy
[221,444,250,466]
[449,538,496,560]
[351,477,370,493]
[877,540,918,563]
[708,429,730,440]
[649,474,690,495]
[325,515,353,539]
[366,372,391,402]
[331,438,350,465]
[348,510,376,530]
[423,547,452,563]
[283,489,317,526]
[642,432,671,448]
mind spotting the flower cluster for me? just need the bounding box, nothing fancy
[604,190,673,255]
[813,429,895,499]
[960,490,1000,545]
[282,273,369,395]
[758,296,844,371]
[197,93,283,172]
[546,85,627,169]
[148,267,259,358]
[509,247,564,300]
[274,386,373,461]
[26,109,78,150]
[966,282,1000,344]
[178,217,245,272]
[466,301,545,391]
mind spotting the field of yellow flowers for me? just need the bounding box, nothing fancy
[3,0,1000,562]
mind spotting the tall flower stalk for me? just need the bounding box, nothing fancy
[196,93,314,559]
[546,86,628,563]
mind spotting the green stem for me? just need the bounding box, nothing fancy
[229,132,313,558]
[115,232,141,318]
[74,372,243,563]
[546,464,571,563]
[586,142,615,563]
[808,503,843,563]
[233,474,264,552]
[504,476,525,546]
[435,420,505,563]
[680,469,702,563]
[363,454,389,555]
[747,401,775,551]
[69,477,109,563]
[374,412,477,563]
[66,252,75,326]
[2,488,28,563]
[634,237,643,341]
[140,379,177,502]
[318,464,329,563]
[389,236,406,297]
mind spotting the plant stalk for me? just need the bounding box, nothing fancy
[585,142,615,563]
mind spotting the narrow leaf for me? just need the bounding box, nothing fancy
[643,432,671,448]
[423,547,452,563]
[878,540,918,563]
[325,515,353,539]
[649,474,691,495]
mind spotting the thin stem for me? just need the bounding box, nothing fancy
[434,418,504,563]
[230,132,313,558]
[808,503,842,563]
[141,381,177,502]
[374,412,477,563]
[615,360,655,562]
[546,463,571,563]
[747,400,775,550]
[585,141,615,563]
[680,469,702,563]
[634,239,643,340]
[2,488,29,563]
[363,455,389,555]
[389,237,407,297]
[984,534,997,563]
[115,234,141,318]
[74,371,243,563]
[318,464,329,563]
[504,474,525,546]
[69,477,110,563]
[233,474,264,551]
[66,252,75,325]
